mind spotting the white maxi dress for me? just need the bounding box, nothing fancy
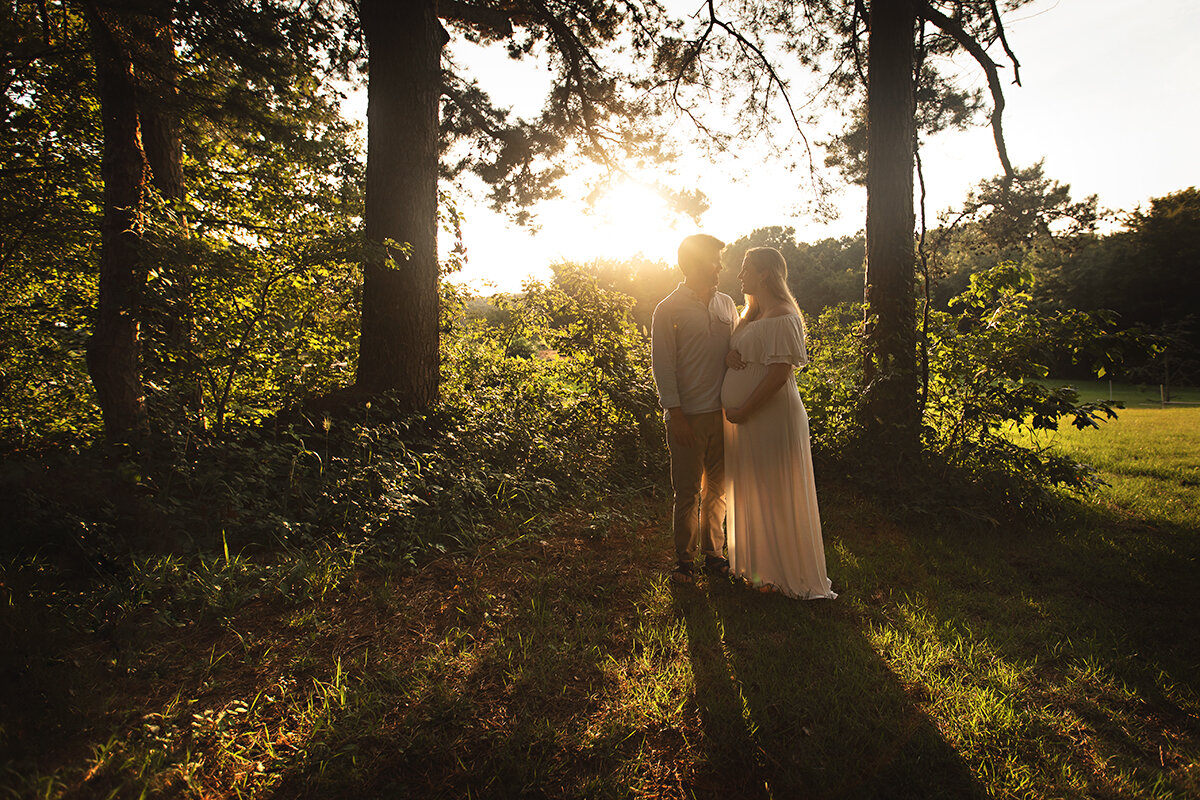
[721,314,836,599]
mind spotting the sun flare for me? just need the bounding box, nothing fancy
[448,176,701,292]
[581,178,692,264]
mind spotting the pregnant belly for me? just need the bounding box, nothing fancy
[721,363,768,409]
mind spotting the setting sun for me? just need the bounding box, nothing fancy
[449,175,707,291]
[585,179,692,258]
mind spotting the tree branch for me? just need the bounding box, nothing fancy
[989,0,1021,87]
[851,0,868,86]
[704,1,807,142]
[525,0,613,165]
[441,77,508,140]
[437,0,514,36]
[916,0,1015,178]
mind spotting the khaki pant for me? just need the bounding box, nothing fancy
[667,410,727,564]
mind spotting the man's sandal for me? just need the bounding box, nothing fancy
[670,561,695,584]
[704,555,731,577]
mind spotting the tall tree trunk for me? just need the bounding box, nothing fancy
[137,2,183,202]
[140,50,183,200]
[356,0,444,409]
[861,0,919,448]
[85,2,151,442]
[136,2,201,419]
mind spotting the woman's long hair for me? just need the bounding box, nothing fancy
[735,246,804,333]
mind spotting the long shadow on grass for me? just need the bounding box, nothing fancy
[672,580,990,799]
[889,505,1200,794]
[257,532,988,799]
[820,482,1200,797]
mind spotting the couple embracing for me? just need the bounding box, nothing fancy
[651,234,836,600]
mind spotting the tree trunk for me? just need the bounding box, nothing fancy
[356,0,444,409]
[139,28,183,201]
[136,2,202,419]
[138,6,184,203]
[85,2,151,442]
[861,0,919,448]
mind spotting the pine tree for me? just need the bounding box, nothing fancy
[352,0,668,409]
[660,0,1030,448]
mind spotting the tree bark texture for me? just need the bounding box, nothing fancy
[135,2,202,416]
[138,6,184,203]
[85,2,152,442]
[356,0,444,408]
[862,0,920,446]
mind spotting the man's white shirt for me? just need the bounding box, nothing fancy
[650,283,736,417]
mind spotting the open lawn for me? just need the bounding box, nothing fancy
[1035,406,1200,531]
[2,411,1199,798]
[1051,379,1200,408]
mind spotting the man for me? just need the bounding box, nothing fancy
[651,234,735,584]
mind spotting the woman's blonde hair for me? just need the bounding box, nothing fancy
[735,246,803,333]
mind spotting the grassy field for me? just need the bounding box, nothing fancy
[1051,378,1200,408]
[2,409,1198,798]
[1033,406,1200,530]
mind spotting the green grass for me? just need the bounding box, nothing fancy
[1035,406,1200,530]
[1050,378,1200,408]
[2,415,1199,798]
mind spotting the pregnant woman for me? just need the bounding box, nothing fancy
[721,246,836,599]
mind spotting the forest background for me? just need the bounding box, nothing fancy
[1,0,1199,796]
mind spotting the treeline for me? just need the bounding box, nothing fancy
[3,2,1194,565]
[522,166,1198,390]
[925,168,1199,388]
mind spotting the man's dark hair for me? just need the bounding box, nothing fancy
[677,234,725,276]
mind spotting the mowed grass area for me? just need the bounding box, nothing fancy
[1035,405,1200,530]
[2,411,1198,798]
[1054,378,1200,408]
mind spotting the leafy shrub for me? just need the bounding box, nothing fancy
[923,263,1125,501]
[799,263,1130,517]
[1,263,666,578]
[442,263,666,494]
[797,302,865,463]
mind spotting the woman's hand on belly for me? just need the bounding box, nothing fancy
[723,363,791,425]
[721,362,763,409]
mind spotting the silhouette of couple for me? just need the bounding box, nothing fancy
[651,234,835,599]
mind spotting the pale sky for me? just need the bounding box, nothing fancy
[359,0,1200,293]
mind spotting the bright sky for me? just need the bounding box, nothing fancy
[357,0,1200,293]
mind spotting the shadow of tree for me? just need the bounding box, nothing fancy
[262,529,696,798]
[817,481,1200,797]
[673,581,991,799]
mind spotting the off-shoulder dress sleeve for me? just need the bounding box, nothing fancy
[761,314,808,367]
